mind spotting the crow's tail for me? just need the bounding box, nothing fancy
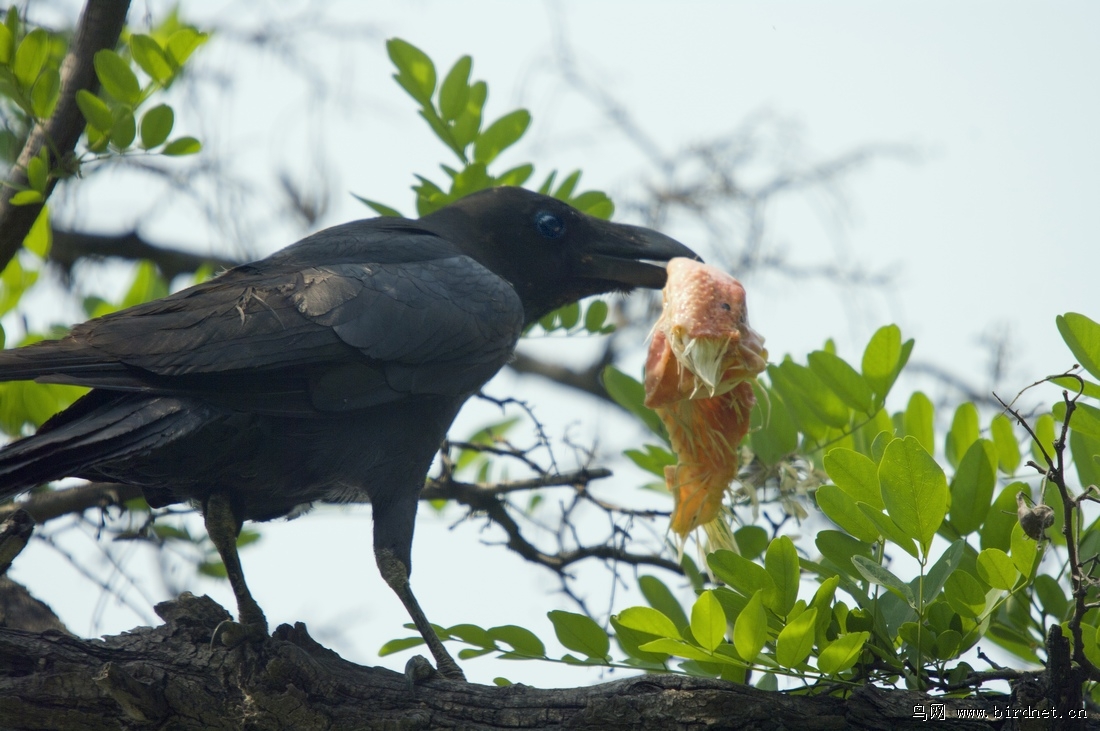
[0,391,205,504]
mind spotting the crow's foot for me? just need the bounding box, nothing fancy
[211,618,268,648]
[405,654,466,686]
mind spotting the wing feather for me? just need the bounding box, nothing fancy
[0,229,524,412]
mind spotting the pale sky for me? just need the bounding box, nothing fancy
[10,1,1100,687]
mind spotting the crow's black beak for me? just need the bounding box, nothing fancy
[578,220,702,289]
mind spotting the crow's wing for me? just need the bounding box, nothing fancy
[0,248,523,413]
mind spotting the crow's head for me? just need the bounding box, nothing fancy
[421,186,700,323]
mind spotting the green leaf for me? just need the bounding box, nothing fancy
[162,136,201,156]
[9,190,42,205]
[815,530,874,579]
[691,591,727,652]
[30,67,60,118]
[1009,522,1039,577]
[602,365,665,437]
[943,570,986,618]
[0,22,13,65]
[809,576,840,646]
[749,383,798,465]
[130,34,174,85]
[879,436,947,554]
[776,608,817,669]
[610,615,669,664]
[446,623,493,648]
[861,325,912,401]
[990,413,1021,474]
[945,402,980,469]
[451,80,486,149]
[948,439,997,535]
[986,623,1040,664]
[166,28,208,68]
[488,625,545,657]
[765,536,800,617]
[734,525,769,560]
[495,163,534,188]
[981,483,1029,552]
[817,632,869,675]
[707,550,779,611]
[557,301,580,329]
[438,55,471,122]
[898,622,934,655]
[1033,574,1069,620]
[623,443,676,477]
[768,364,829,441]
[823,448,882,509]
[807,350,873,414]
[13,28,49,90]
[121,261,168,308]
[1054,400,1100,442]
[933,629,962,660]
[583,299,609,333]
[76,90,113,132]
[774,360,850,428]
[733,591,767,662]
[1070,430,1100,504]
[1057,313,1100,381]
[616,606,681,640]
[93,49,141,105]
[1031,413,1055,464]
[351,193,403,218]
[856,503,919,559]
[22,205,50,258]
[639,575,689,630]
[569,190,614,219]
[140,104,174,149]
[110,108,136,150]
[197,559,226,578]
[903,392,935,455]
[1051,375,1100,400]
[851,555,915,607]
[922,539,966,600]
[553,170,581,200]
[25,154,46,194]
[387,38,436,107]
[637,638,716,663]
[474,109,531,165]
[976,548,1018,590]
[816,484,880,543]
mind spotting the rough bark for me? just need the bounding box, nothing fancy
[0,593,1090,730]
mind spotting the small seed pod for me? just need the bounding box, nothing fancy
[1017,491,1055,541]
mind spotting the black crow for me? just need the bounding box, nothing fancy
[0,186,697,679]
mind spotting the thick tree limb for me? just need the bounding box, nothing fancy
[0,593,1066,730]
[0,0,131,272]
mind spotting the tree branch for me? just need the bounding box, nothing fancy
[49,229,239,280]
[0,481,144,524]
[507,349,616,405]
[0,593,1076,730]
[0,0,131,272]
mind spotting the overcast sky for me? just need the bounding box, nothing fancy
[10,1,1100,687]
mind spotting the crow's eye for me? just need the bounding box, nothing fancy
[535,211,566,239]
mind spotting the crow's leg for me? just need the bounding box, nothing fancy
[204,493,268,645]
[376,546,465,681]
